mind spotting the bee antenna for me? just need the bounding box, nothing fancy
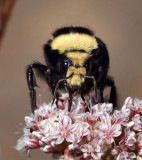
[80,75,98,102]
[52,73,74,105]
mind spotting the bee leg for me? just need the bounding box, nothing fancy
[80,75,98,103]
[98,89,105,103]
[26,63,48,113]
[52,74,74,106]
[52,78,66,105]
[68,93,73,112]
[64,81,69,92]
[81,94,89,110]
[105,77,117,108]
[55,93,59,107]
[81,94,85,101]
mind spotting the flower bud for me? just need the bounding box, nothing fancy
[110,149,118,156]
[125,97,133,105]
[138,142,142,149]
[26,140,39,148]
[138,149,142,157]
[51,140,56,147]
[83,153,89,158]
[43,145,53,152]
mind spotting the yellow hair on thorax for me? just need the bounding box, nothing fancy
[51,33,98,53]
[66,52,90,66]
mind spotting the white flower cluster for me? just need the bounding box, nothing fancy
[16,96,142,160]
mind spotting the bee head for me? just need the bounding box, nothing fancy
[49,28,99,88]
[64,51,90,87]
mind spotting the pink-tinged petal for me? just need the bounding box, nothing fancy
[91,152,102,160]
[62,116,72,128]
[26,139,40,148]
[138,149,142,157]
[80,144,92,153]
[126,137,136,146]
[97,131,106,139]
[51,129,61,136]
[69,123,78,132]
[138,132,142,140]
[42,145,53,152]
[126,121,134,128]
[112,110,128,124]
[129,152,136,158]
[66,133,75,143]
[82,153,90,159]
[50,130,61,139]
[82,129,91,137]
[110,149,118,156]
[56,135,64,144]
[50,140,56,147]
[132,114,142,131]
[96,113,121,144]
[125,97,133,105]
[32,131,43,139]
[138,142,142,149]
[16,137,27,151]
[111,124,121,137]
[107,137,115,144]
[95,121,107,133]
[25,116,34,127]
[93,144,101,153]
[41,137,49,144]
[121,106,131,119]
[100,103,113,113]
[68,143,79,150]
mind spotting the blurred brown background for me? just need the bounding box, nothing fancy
[0,0,142,160]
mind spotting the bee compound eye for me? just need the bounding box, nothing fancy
[60,59,72,72]
[64,60,69,67]
[63,59,72,67]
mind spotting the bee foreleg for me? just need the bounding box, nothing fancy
[105,77,117,108]
[26,63,48,113]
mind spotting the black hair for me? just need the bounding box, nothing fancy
[53,26,94,37]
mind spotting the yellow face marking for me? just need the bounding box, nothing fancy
[51,33,98,53]
[66,66,86,86]
[66,52,90,66]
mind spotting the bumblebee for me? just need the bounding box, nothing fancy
[26,26,117,113]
